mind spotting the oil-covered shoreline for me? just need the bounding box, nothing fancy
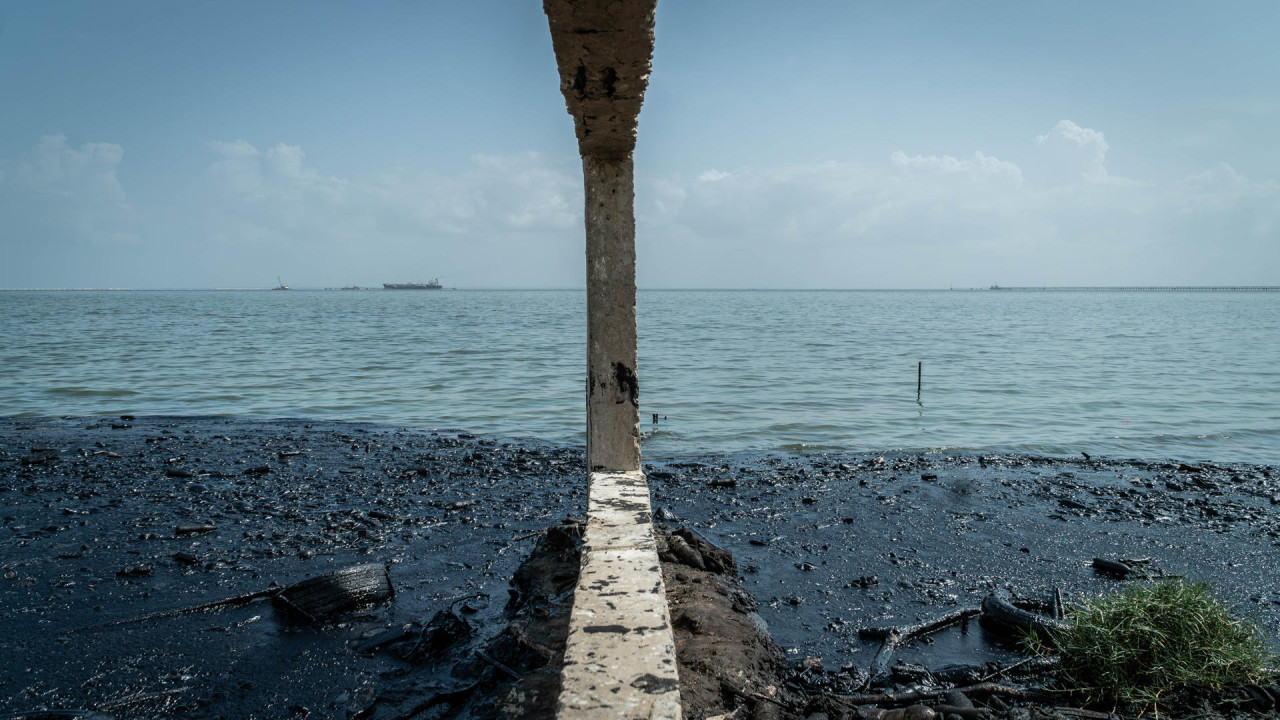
[1,416,1277,718]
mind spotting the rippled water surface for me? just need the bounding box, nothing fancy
[2,289,1277,463]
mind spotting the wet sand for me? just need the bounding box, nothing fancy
[1,416,1277,718]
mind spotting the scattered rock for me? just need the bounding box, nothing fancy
[668,534,706,570]
[20,450,59,465]
[117,564,153,578]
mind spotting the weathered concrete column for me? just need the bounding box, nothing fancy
[545,0,655,472]
[584,154,641,472]
[546,3,679,719]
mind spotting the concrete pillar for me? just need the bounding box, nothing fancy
[584,154,641,472]
[545,3,679,719]
[544,0,655,471]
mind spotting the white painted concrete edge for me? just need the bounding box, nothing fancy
[556,470,682,720]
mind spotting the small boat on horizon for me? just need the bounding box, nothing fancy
[273,276,290,291]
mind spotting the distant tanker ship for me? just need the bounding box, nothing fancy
[383,278,442,290]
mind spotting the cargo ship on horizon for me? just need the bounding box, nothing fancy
[383,278,442,290]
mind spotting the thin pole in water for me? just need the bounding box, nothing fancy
[917,361,922,403]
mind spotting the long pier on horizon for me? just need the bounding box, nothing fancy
[987,285,1280,292]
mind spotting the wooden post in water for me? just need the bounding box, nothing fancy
[917,361,922,403]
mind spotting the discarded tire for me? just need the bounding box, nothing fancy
[273,563,393,622]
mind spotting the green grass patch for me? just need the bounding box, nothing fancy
[1054,579,1274,706]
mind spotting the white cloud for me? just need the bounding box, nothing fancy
[266,143,308,179]
[645,151,1030,261]
[207,139,264,197]
[637,121,1280,287]
[1035,119,1112,184]
[1170,162,1279,239]
[4,122,1274,289]
[206,143,577,237]
[11,134,128,205]
[197,142,584,285]
[890,150,1024,185]
[0,135,135,261]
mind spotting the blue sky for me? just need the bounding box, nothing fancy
[2,1,1277,288]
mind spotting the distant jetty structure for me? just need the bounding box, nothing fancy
[988,284,1279,292]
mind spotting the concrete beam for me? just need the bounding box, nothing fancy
[557,471,681,720]
[544,0,658,159]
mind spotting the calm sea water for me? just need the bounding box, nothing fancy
[2,290,1277,464]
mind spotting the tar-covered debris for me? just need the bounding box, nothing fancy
[1,416,1277,718]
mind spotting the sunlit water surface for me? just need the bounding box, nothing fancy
[2,289,1277,464]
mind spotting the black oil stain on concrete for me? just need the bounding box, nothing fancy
[583,624,632,634]
[630,673,679,694]
[613,362,638,406]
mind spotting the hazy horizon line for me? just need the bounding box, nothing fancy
[4,285,1278,293]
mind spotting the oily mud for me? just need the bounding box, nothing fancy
[323,523,790,720]
[1,416,1278,718]
[646,451,1280,674]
